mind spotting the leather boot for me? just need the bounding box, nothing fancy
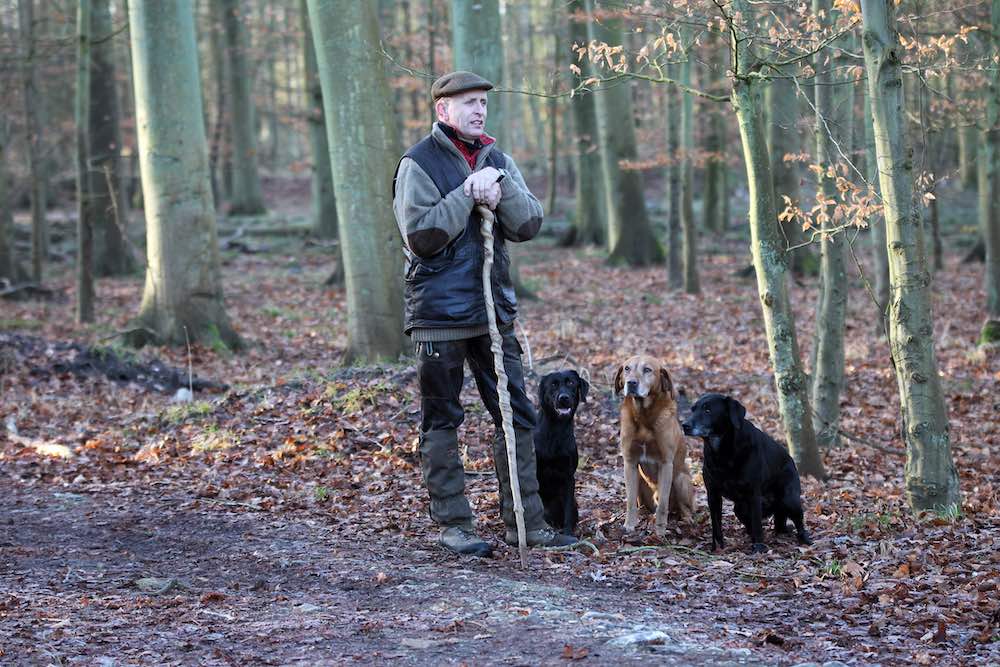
[493,428,576,547]
[439,526,493,557]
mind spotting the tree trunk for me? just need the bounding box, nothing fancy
[860,0,961,511]
[221,0,266,215]
[451,0,506,147]
[958,124,977,190]
[18,0,48,284]
[679,51,699,292]
[810,0,850,450]
[729,0,827,479]
[0,123,25,284]
[126,0,240,350]
[664,71,683,289]
[766,75,810,274]
[76,0,95,323]
[980,0,1000,344]
[702,38,725,234]
[299,0,338,241]
[864,81,890,336]
[306,0,406,363]
[209,0,230,205]
[588,1,662,266]
[545,1,559,217]
[90,0,135,277]
[568,0,605,246]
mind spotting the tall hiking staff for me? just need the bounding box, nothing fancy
[477,203,528,567]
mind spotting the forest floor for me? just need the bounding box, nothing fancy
[2,183,999,665]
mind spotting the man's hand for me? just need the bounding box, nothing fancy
[477,182,502,210]
[464,167,501,202]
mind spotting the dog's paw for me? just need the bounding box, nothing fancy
[750,542,768,554]
[797,531,813,546]
[623,515,639,533]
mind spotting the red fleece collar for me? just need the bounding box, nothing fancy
[439,122,495,169]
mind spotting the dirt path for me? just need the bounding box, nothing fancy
[0,481,810,666]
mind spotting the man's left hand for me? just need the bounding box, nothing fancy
[464,167,501,202]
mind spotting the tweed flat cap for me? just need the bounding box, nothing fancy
[431,71,494,100]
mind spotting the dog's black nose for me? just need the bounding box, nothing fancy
[556,394,573,408]
[626,380,638,394]
[681,421,692,435]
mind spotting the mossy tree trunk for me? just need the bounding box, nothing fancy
[306,0,405,363]
[0,123,26,284]
[729,0,827,479]
[568,0,606,246]
[860,0,961,511]
[126,0,240,350]
[221,0,266,215]
[588,0,662,266]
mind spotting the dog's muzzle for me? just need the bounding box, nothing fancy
[682,421,709,437]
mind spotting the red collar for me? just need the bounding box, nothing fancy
[439,122,494,169]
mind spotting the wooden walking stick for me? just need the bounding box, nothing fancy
[477,204,528,568]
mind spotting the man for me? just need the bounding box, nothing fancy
[392,71,577,556]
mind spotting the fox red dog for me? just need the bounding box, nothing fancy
[613,355,695,535]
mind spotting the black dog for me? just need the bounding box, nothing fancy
[533,370,589,536]
[681,393,812,553]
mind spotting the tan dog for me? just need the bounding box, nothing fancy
[613,355,695,535]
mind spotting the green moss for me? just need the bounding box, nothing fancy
[978,319,1000,346]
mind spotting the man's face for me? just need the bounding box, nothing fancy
[438,89,488,140]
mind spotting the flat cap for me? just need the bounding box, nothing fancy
[431,71,494,100]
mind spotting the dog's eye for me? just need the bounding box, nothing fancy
[624,366,630,372]
[643,367,651,374]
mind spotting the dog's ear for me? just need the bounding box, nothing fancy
[659,367,675,399]
[613,365,624,395]
[537,374,551,404]
[571,370,589,403]
[726,396,747,432]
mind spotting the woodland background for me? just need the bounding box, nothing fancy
[0,0,999,665]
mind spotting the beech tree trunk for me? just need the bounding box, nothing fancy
[90,0,135,277]
[810,0,851,449]
[76,0,95,323]
[221,0,266,215]
[0,123,25,283]
[865,76,891,337]
[860,0,961,511]
[588,1,662,266]
[451,0,506,147]
[18,0,48,284]
[664,71,683,289]
[729,0,827,479]
[979,0,1000,345]
[679,51,699,292]
[766,75,809,274]
[126,0,240,350]
[306,0,406,363]
[568,0,605,246]
[299,0,338,241]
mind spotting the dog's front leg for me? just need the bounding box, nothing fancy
[707,486,725,551]
[623,458,640,532]
[653,460,674,536]
[749,493,766,553]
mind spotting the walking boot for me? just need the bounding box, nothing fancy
[439,525,493,557]
[494,428,579,548]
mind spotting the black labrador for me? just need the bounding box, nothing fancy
[533,370,589,536]
[681,393,812,553]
